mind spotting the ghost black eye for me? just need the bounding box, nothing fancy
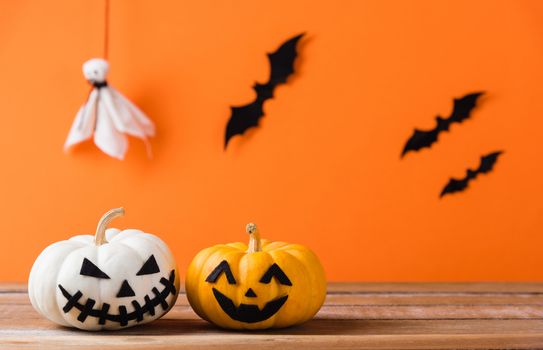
[205,260,236,284]
[80,258,110,279]
[136,255,160,276]
[259,263,292,286]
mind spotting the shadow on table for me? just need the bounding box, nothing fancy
[66,318,366,336]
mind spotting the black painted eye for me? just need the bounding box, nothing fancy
[80,258,110,279]
[259,263,292,286]
[136,255,160,276]
[205,260,236,284]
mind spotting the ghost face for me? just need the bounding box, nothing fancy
[82,58,109,83]
[55,243,177,330]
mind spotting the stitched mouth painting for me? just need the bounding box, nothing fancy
[52,247,179,330]
[58,267,177,327]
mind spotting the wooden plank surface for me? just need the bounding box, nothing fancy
[1,283,543,349]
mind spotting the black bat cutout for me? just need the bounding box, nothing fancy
[402,92,484,157]
[440,151,503,198]
[224,33,305,149]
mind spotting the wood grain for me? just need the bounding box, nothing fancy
[1,283,543,349]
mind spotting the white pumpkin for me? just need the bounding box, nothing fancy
[28,208,180,330]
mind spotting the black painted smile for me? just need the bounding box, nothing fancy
[212,287,288,323]
[58,270,176,327]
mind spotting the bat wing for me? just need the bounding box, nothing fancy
[448,92,484,123]
[441,150,503,198]
[267,33,304,86]
[401,128,439,156]
[402,92,483,157]
[477,151,502,174]
[224,33,304,149]
[224,100,264,148]
[440,177,468,197]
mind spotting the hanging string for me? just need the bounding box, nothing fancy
[103,0,110,59]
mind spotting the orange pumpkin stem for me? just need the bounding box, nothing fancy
[94,207,125,246]
[246,223,262,253]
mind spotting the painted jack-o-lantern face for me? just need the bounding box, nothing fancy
[205,260,292,323]
[56,253,176,328]
[185,223,326,330]
[29,208,180,331]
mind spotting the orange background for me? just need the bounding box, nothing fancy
[1,0,543,282]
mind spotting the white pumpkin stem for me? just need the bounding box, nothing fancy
[246,223,262,253]
[95,207,125,246]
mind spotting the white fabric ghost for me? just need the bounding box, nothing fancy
[64,58,155,160]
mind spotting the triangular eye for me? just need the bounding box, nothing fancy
[136,255,160,276]
[80,258,110,279]
[205,260,236,284]
[259,263,292,286]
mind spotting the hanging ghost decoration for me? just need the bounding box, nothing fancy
[64,58,155,160]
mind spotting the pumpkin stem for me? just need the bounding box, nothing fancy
[94,207,125,246]
[246,223,262,253]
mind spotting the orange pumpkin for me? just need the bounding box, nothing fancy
[185,223,326,329]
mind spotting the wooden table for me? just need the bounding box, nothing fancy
[1,283,543,349]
